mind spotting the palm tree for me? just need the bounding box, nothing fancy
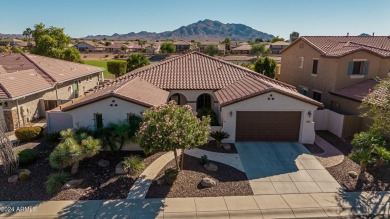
[137,40,147,50]
[23,28,32,45]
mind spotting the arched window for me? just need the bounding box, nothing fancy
[197,94,212,110]
[169,93,187,105]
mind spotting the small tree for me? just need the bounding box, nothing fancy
[160,42,176,53]
[0,124,19,175]
[271,36,285,43]
[254,56,277,78]
[350,132,390,172]
[221,37,231,51]
[49,129,101,174]
[250,44,266,58]
[204,45,218,56]
[289,31,300,42]
[360,77,390,136]
[137,101,210,170]
[107,60,127,77]
[126,53,150,72]
[255,38,263,43]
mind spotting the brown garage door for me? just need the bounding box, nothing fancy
[236,111,301,141]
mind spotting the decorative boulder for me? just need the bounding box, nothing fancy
[348,171,358,179]
[222,144,231,150]
[98,159,110,168]
[204,163,218,172]
[115,162,126,175]
[201,177,216,187]
[62,179,84,190]
[8,175,18,183]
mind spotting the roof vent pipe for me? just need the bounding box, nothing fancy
[347,32,349,37]
[372,32,375,36]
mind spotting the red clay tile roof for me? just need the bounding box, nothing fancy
[61,77,169,111]
[215,74,322,107]
[0,53,104,99]
[232,44,252,51]
[364,79,389,107]
[88,52,322,108]
[329,79,380,102]
[283,36,390,57]
[0,69,52,98]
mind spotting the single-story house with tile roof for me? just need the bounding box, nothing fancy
[74,41,106,52]
[0,53,104,131]
[48,51,322,145]
[231,44,252,54]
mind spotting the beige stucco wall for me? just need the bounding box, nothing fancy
[220,91,318,144]
[67,97,146,130]
[280,39,390,111]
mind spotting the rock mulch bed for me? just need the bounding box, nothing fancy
[327,157,390,192]
[198,141,237,153]
[0,138,163,201]
[303,144,325,154]
[146,154,252,198]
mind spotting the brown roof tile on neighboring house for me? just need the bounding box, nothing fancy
[330,79,381,102]
[25,54,104,83]
[0,69,52,98]
[218,44,226,51]
[232,44,252,51]
[173,40,193,46]
[200,41,220,46]
[62,77,169,111]
[283,36,390,57]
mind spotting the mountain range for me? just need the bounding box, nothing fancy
[84,19,275,41]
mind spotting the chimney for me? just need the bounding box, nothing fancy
[347,32,349,37]
[372,32,375,36]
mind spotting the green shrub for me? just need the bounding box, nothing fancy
[15,127,43,141]
[107,60,127,77]
[45,172,71,194]
[164,168,178,184]
[199,155,209,165]
[46,132,61,142]
[123,155,145,174]
[18,149,39,165]
[19,171,29,181]
[197,109,219,126]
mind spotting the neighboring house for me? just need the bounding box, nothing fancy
[0,38,28,48]
[231,44,252,54]
[48,52,322,145]
[106,43,128,53]
[199,41,226,55]
[173,40,193,53]
[270,41,290,54]
[0,53,104,131]
[74,41,106,52]
[279,36,390,136]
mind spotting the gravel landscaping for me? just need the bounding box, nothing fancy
[197,141,237,153]
[146,154,252,198]
[0,138,163,201]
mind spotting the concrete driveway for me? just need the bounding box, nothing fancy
[236,142,341,195]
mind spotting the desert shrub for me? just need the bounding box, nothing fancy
[49,129,101,174]
[107,60,127,77]
[19,171,29,181]
[210,131,230,147]
[18,149,38,165]
[199,155,209,165]
[46,131,61,142]
[15,127,43,141]
[105,54,109,58]
[123,155,144,174]
[45,172,71,194]
[197,108,219,126]
[164,168,178,184]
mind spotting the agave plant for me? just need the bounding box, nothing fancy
[210,131,230,148]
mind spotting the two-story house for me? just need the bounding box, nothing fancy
[279,36,390,136]
[270,41,290,54]
[0,53,104,131]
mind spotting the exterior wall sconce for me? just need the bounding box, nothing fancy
[229,111,233,117]
[308,111,312,118]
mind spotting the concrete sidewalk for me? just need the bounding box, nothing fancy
[1,192,389,218]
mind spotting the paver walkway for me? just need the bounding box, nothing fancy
[1,191,389,218]
[127,150,182,199]
[314,135,344,168]
[236,142,342,195]
[184,148,245,172]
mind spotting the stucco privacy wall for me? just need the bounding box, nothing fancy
[67,97,146,130]
[221,91,317,144]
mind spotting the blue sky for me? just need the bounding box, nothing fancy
[1,0,389,38]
